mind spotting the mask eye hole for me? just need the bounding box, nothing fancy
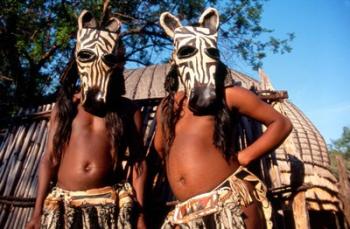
[205,48,220,59]
[102,54,121,67]
[77,50,96,62]
[177,46,198,59]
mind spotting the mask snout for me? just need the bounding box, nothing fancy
[82,87,107,116]
[188,83,219,115]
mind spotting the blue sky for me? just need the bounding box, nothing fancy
[126,0,350,144]
[232,0,350,144]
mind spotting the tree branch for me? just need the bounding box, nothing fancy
[113,11,159,24]
[0,75,13,82]
[100,0,110,27]
[38,44,58,68]
[103,0,110,13]
[121,28,170,41]
[125,44,155,59]
[113,12,138,23]
[120,26,146,37]
[29,30,39,41]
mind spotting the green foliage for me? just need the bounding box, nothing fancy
[329,127,350,157]
[56,26,74,48]
[0,0,294,119]
[328,126,350,177]
[328,152,350,179]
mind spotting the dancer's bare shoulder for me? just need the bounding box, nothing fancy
[225,86,286,126]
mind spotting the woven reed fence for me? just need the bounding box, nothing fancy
[0,104,53,228]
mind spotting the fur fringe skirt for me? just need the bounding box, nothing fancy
[41,182,137,229]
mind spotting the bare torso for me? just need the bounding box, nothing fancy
[166,105,240,200]
[57,103,116,190]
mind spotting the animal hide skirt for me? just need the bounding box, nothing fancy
[41,182,137,229]
[161,167,273,229]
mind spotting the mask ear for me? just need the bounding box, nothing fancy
[78,10,97,29]
[160,12,182,38]
[198,8,219,33]
[104,16,121,33]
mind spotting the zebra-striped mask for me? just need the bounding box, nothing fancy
[75,10,123,116]
[160,8,221,115]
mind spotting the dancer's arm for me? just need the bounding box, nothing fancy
[226,86,293,166]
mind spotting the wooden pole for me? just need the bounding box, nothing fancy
[336,155,350,226]
[4,121,37,196]
[17,118,46,197]
[0,129,13,161]
[0,125,25,181]
[99,0,110,27]
[292,191,311,229]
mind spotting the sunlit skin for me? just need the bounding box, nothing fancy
[154,86,292,228]
[26,93,147,229]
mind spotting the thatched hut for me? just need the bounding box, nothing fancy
[0,64,344,228]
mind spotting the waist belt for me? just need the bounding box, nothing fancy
[67,186,117,207]
[44,185,134,210]
[173,186,237,224]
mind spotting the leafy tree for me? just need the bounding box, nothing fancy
[0,0,78,117]
[0,0,294,119]
[329,127,350,158]
[328,126,350,177]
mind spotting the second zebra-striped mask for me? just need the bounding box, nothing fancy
[160,8,222,115]
[75,10,124,116]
